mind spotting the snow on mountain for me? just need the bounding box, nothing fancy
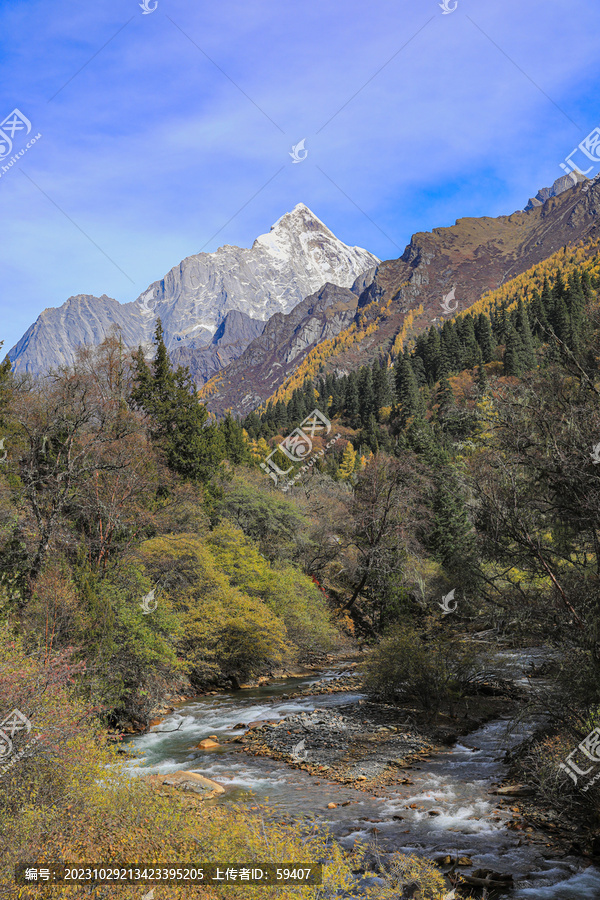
[8,204,379,374]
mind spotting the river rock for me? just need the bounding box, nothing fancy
[493,784,534,796]
[146,772,225,799]
[197,738,219,749]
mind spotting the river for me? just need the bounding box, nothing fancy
[127,652,600,898]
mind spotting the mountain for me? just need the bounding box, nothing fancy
[202,177,600,416]
[7,204,379,374]
[524,170,587,210]
[200,282,364,415]
[170,310,265,385]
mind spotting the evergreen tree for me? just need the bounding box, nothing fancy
[359,414,379,454]
[428,469,478,582]
[436,371,454,417]
[358,366,375,427]
[476,362,489,394]
[411,355,428,388]
[131,320,225,482]
[540,276,553,318]
[440,321,461,372]
[529,289,548,339]
[344,372,361,428]
[222,414,248,464]
[372,358,392,415]
[494,304,509,344]
[459,315,480,369]
[516,299,536,369]
[425,326,442,384]
[394,352,424,425]
[503,327,522,376]
[475,313,495,363]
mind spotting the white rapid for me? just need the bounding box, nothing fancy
[127,656,600,898]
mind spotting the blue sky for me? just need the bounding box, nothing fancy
[1,0,600,353]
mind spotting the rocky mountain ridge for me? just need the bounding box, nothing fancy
[203,177,600,417]
[7,204,379,375]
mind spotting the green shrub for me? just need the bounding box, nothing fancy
[135,533,291,684]
[206,522,339,657]
[363,624,476,710]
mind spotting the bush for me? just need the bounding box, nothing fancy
[217,475,309,562]
[363,624,476,710]
[135,533,291,684]
[206,522,340,657]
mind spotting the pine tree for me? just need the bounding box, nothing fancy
[516,299,536,369]
[411,355,428,388]
[494,304,509,344]
[360,414,379,454]
[459,315,480,369]
[372,358,392,414]
[394,352,423,425]
[428,469,478,581]
[436,371,454,416]
[529,289,548,339]
[425,326,442,384]
[475,314,495,363]
[131,319,225,482]
[358,366,375,427]
[503,327,522,376]
[222,414,248,464]
[344,372,361,428]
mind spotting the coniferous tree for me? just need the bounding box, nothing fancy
[358,366,375,427]
[436,371,454,418]
[395,352,424,425]
[372,358,392,415]
[459,315,480,369]
[222,414,248,464]
[476,362,489,395]
[338,442,357,479]
[475,313,495,363]
[503,327,522,376]
[428,469,478,582]
[132,319,225,482]
[411,355,428,389]
[425,326,442,384]
[529,289,549,339]
[344,372,361,428]
[516,299,536,369]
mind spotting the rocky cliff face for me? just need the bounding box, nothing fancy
[202,282,360,416]
[524,171,588,210]
[8,204,379,374]
[170,310,265,385]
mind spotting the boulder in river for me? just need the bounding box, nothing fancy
[492,784,534,796]
[196,738,219,749]
[145,771,225,799]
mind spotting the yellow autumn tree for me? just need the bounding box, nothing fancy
[338,442,357,479]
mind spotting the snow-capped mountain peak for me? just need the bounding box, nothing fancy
[8,204,379,374]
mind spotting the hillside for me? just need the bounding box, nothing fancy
[202,177,600,416]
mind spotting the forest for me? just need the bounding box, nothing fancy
[2,245,600,897]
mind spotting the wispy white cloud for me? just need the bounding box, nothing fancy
[1,0,599,351]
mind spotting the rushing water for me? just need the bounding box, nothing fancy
[127,654,600,898]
